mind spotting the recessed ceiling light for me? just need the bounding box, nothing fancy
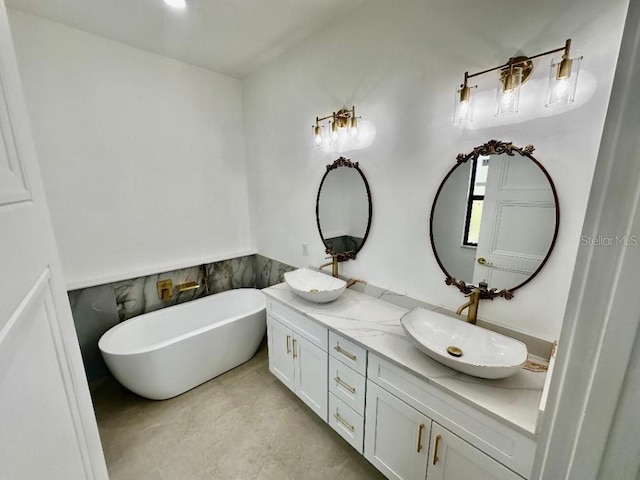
[164,0,186,9]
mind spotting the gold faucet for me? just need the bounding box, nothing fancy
[319,254,340,278]
[456,282,488,324]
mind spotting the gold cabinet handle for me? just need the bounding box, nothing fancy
[334,376,356,394]
[417,424,425,453]
[334,345,357,361]
[286,335,291,354]
[477,257,487,265]
[292,339,298,358]
[433,434,442,465]
[333,412,355,432]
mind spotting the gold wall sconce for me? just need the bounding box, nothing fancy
[312,106,361,149]
[454,39,582,124]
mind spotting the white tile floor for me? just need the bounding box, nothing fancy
[91,342,385,479]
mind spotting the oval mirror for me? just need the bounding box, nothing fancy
[316,157,372,260]
[430,141,559,298]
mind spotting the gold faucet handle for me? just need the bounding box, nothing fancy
[346,278,365,288]
[156,279,173,302]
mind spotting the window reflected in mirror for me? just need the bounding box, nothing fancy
[463,155,489,247]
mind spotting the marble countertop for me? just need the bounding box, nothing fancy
[262,282,546,439]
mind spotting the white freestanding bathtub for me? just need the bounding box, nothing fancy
[98,288,266,400]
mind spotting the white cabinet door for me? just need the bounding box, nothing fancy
[267,316,295,391]
[294,333,328,421]
[364,381,431,480]
[427,423,523,480]
[267,315,328,421]
[0,4,108,479]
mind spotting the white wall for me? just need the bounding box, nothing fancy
[8,11,253,289]
[243,0,629,340]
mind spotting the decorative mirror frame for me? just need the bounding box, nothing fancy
[316,157,373,261]
[429,140,560,299]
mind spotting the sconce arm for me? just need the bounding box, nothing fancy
[464,39,570,81]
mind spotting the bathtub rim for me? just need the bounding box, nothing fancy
[99,288,265,356]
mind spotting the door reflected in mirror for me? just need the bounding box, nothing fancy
[316,157,372,259]
[430,141,559,298]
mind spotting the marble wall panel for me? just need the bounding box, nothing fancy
[68,284,120,381]
[206,255,255,294]
[114,265,207,321]
[255,254,295,289]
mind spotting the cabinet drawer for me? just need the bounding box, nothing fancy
[329,356,366,415]
[267,299,328,351]
[368,353,536,478]
[328,393,364,454]
[329,331,367,375]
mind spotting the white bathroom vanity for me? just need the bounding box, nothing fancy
[263,283,551,480]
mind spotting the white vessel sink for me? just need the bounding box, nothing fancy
[400,308,527,379]
[284,268,347,304]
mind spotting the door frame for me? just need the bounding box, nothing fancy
[532,2,640,478]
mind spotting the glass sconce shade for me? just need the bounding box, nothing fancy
[313,125,323,149]
[348,116,358,138]
[495,66,523,116]
[546,54,582,107]
[330,121,339,140]
[453,84,474,125]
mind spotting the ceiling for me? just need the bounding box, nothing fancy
[6,0,368,78]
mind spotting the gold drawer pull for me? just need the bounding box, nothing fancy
[286,335,291,354]
[333,412,355,432]
[334,345,357,361]
[417,424,425,453]
[292,339,298,358]
[433,434,442,465]
[334,376,356,394]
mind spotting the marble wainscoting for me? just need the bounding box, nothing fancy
[114,265,206,321]
[114,255,255,321]
[68,284,121,381]
[207,256,256,295]
[255,254,296,289]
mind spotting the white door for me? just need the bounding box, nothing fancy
[473,154,555,288]
[294,334,328,421]
[364,381,431,480]
[427,423,522,480]
[267,317,295,391]
[0,4,108,479]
